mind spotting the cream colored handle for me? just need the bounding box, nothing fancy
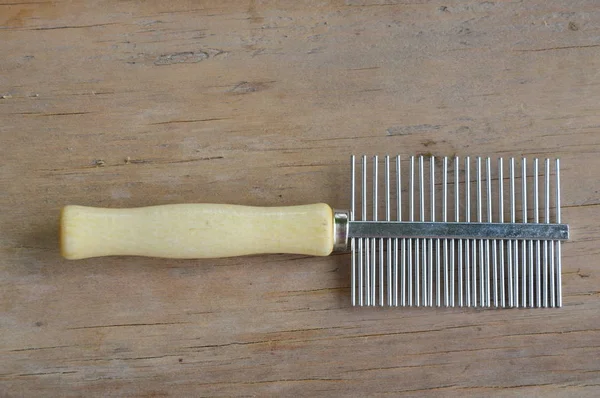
[60,203,334,260]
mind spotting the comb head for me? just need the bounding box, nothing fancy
[347,155,566,308]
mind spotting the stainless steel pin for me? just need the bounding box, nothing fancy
[365,237,370,306]
[510,158,518,308]
[550,236,556,307]
[420,156,426,306]
[473,230,479,307]
[556,159,562,307]
[443,157,449,307]
[397,155,403,306]
[372,237,377,306]
[544,158,550,307]
[492,239,498,307]
[394,237,399,306]
[436,239,441,307]
[431,156,436,306]
[528,238,534,307]
[431,156,435,222]
[543,239,548,308]
[499,158,506,307]
[465,157,471,307]
[387,238,392,306]
[409,156,415,306]
[358,238,364,306]
[397,155,402,221]
[406,239,412,307]
[400,238,406,307]
[373,156,379,306]
[522,158,528,307]
[351,237,356,305]
[379,236,384,306]
[361,155,367,306]
[364,158,371,306]
[486,157,492,307]
[351,155,356,306]
[477,157,483,223]
[456,156,462,307]
[427,238,432,306]
[415,237,420,307]
[549,158,556,307]
[385,156,392,306]
[450,238,455,307]
[534,159,540,308]
[514,239,519,308]
[477,157,483,307]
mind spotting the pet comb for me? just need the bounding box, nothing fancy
[60,155,568,308]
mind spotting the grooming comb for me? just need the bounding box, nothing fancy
[60,155,568,308]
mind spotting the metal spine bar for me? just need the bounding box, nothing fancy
[348,222,568,240]
[362,155,369,306]
[510,157,518,308]
[499,158,506,308]
[465,156,471,307]
[351,155,356,306]
[385,156,392,306]
[556,158,562,307]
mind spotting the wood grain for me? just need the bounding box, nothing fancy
[1,0,599,396]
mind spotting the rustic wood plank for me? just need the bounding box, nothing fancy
[1,0,599,396]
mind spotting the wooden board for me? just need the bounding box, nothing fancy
[1,0,599,396]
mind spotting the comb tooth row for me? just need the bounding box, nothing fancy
[349,155,563,308]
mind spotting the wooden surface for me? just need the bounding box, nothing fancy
[1,1,600,396]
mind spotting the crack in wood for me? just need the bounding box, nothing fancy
[515,44,600,53]
[68,322,189,330]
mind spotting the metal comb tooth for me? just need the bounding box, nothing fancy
[349,155,567,308]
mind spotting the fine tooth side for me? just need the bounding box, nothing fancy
[349,155,565,308]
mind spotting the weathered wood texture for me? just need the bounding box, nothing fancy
[1,0,600,396]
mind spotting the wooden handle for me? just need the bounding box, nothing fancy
[60,203,334,259]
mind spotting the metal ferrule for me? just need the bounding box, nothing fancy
[333,210,349,252]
